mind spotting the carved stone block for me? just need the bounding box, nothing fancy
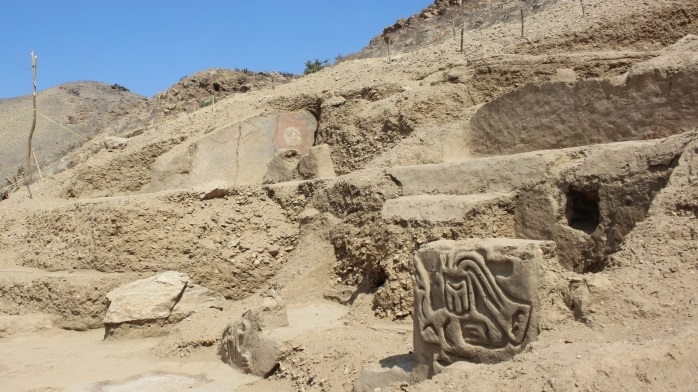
[219,291,288,376]
[413,239,553,378]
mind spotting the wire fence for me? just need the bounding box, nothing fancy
[1,2,564,198]
[338,0,558,63]
[0,100,213,197]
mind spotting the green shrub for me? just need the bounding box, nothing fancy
[304,59,329,75]
[199,98,213,108]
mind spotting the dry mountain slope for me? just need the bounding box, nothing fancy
[0,82,148,183]
[0,69,294,194]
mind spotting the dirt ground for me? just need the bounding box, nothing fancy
[0,0,697,391]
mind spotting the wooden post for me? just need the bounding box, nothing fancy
[32,149,43,180]
[384,35,393,63]
[519,0,524,38]
[25,51,38,198]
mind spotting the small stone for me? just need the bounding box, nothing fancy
[268,246,280,257]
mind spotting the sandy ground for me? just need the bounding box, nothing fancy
[0,301,352,392]
[0,328,257,391]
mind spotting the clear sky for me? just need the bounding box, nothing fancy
[0,0,432,99]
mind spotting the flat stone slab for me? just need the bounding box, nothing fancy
[413,239,554,378]
[105,271,188,324]
[104,271,224,339]
[387,152,551,196]
[381,193,515,223]
[147,110,317,191]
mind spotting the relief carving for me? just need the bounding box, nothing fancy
[413,239,546,376]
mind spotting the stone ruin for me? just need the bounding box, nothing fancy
[146,109,336,192]
[219,290,289,377]
[412,239,555,379]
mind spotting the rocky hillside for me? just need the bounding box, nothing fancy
[345,0,561,60]
[151,68,295,116]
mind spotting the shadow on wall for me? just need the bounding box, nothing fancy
[462,37,698,156]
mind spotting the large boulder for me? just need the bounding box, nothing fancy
[298,144,337,180]
[103,271,224,339]
[262,149,302,184]
[219,290,289,377]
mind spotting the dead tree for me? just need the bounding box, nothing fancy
[25,51,38,198]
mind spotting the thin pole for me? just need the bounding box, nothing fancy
[25,51,38,198]
[519,0,524,38]
[32,148,43,180]
[580,0,586,17]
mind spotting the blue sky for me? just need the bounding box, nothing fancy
[0,0,432,99]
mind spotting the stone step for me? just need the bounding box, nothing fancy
[386,151,553,196]
[381,193,516,224]
[0,267,142,330]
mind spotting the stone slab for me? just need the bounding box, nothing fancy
[147,110,316,191]
[387,152,551,196]
[104,271,188,324]
[381,193,515,223]
[413,239,554,378]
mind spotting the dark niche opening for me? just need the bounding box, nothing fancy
[566,188,600,234]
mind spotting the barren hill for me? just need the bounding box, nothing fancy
[0,69,294,191]
[0,82,147,183]
[0,0,697,391]
[152,68,295,116]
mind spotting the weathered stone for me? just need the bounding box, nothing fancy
[103,136,129,150]
[90,142,104,154]
[104,271,188,325]
[463,40,698,157]
[387,153,550,196]
[381,193,515,223]
[262,149,302,184]
[413,239,554,378]
[321,95,346,108]
[556,68,577,83]
[170,283,225,319]
[103,271,224,339]
[196,180,229,200]
[298,144,337,180]
[219,290,288,376]
[353,359,413,392]
[147,110,316,191]
[323,284,355,305]
[0,314,56,338]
